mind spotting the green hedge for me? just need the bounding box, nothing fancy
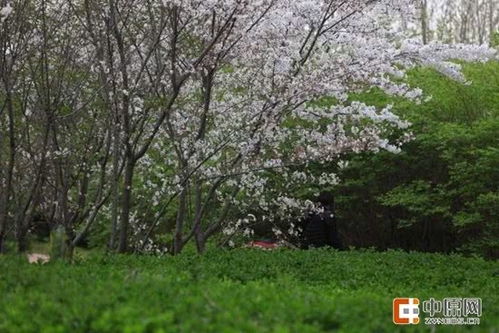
[1,249,498,332]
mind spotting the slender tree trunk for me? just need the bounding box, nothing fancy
[110,0,133,253]
[65,229,75,260]
[0,234,5,253]
[173,187,187,255]
[109,122,121,250]
[16,217,29,253]
[193,180,204,254]
[0,176,7,253]
[117,159,134,253]
[421,0,429,45]
[0,89,16,253]
[195,232,206,254]
[489,0,496,41]
[0,136,5,253]
[17,235,28,253]
[58,221,76,260]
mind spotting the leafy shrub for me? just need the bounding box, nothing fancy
[324,62,499,258]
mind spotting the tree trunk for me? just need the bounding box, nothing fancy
[50,225,73,260]
[65,226,75,260]
[0,89,16,253]
[117,159,134,253]
[0,185,8,254]
[0,235,6,254]
[421,0,429,44]
[0,145,5,254]
[489,0,496,41]
[195,232,206,254]
[108,121,121,251]
[16,224,29,253]
[0,231,6,253]
[173,187,187,255]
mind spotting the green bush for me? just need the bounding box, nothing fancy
[1,249,498,332]
[323,62,499,258]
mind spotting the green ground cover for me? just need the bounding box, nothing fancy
[1,249,498,332]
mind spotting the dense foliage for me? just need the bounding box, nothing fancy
[1,249,498,332]
[330,62,499,258]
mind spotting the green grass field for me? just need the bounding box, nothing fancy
[1,249,498,332]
